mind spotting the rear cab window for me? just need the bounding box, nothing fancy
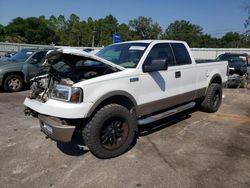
[171,43,192,65]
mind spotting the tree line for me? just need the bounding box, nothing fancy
[0,14,249,48]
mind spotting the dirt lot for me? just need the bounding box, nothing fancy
[0,89,250,188]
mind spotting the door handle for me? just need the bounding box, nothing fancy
[175,71,181,78]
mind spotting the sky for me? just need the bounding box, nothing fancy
[0,0,249,38]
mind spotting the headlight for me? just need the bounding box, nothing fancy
[51,85,83,103]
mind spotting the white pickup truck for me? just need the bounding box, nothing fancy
[24,40,228,158]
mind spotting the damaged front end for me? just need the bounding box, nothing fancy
[27,48,123,103]
[29,72,78,103]
[28,50,75,103]
[24,48,123,142]
[29,74,51,101]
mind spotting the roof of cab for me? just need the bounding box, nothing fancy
[109,40,186,45]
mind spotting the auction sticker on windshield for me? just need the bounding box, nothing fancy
[129,46,146,51]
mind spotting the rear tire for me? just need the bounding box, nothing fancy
[200,83,222,113]
[240,76,247,88]
[82,104,137,159]
[227,74,240,88]
[3,74,24,92]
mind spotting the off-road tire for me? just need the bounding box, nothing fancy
[82,104,137,159]
[3,74,24,92]
[200,83,222,113]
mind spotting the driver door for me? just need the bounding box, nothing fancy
[136,43,182,116]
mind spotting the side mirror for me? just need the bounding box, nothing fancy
[143,59,168,73]
[29,58,38,64]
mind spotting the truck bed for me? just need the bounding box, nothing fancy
[195,59,224,64]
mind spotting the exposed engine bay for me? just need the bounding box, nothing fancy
[29,50,120,102]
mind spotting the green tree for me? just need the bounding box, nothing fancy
[4,17,26,42]
[0,24,6,42]
[67,13,81,46]
[199,34,220,48]
[5,17,57,44]
[163,20,203,47]
[5,14,249,48]
[94,15,119,46]
[117,23,133,41]
[86,17,96,46]
[220,32,247,48]
[78,20,91,46]
[244,2,250,33]
[243,3,250,47]
[48,15,68,45]
[128,16,162,39]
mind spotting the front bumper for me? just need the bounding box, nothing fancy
[24,97,93,119]
[38,114,75,142]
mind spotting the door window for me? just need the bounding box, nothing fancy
[144,43,175,67]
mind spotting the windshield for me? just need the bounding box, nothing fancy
[96,42,149,68]
[9,49,34,62]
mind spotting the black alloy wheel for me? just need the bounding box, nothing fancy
[83,104,137,159]
[100,117,129,150]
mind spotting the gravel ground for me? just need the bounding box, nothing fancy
[0,88,250,188]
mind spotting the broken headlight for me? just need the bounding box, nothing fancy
[51,85,83,103]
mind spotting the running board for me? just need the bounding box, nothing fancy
[138,102,196,125]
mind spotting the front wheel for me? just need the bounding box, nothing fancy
[82,104,137,159]
[200,83,222,113]
[3,74,24,92]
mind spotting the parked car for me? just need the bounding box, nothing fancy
[0,51,16,61]
[24,40,228,158]
[216,53,249,87]
[0,48,53,92]
[0,48,36,63]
